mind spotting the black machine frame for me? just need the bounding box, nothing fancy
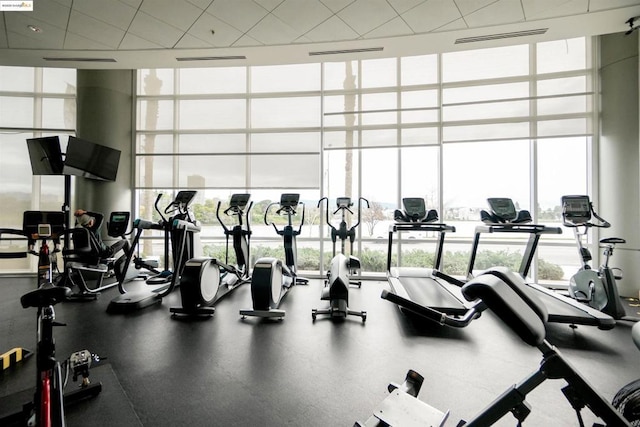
[467,197,616,330]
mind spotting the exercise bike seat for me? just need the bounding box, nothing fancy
[21,284,72,308]
[462,269,548,347]
[600,237,626,245]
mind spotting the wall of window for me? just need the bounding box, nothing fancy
[135,37,594,282]
[0,66,77,272]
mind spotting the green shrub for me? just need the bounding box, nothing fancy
[201,244,564,279]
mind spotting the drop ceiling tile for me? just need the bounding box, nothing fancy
[304,15,360,42]
[68,11,126,49]
[465,0,525,27]
[119,32,165,49]
[119,0,143,8]
[247,13,300,44]
[6,27,65,49]
[453,0,498,16]
[364,15,414,38]
[26,0,71,30]
[4,13,66,48]
[63,32,116,50]
[387,0,427,15]
[140,0,205,31]
[174,32,214,48]
[401,0,461,32]
[232,33,263,47]
[128,11,186,48]
[433,17,469,31]
[51,0,72,7]
[319,0,356,13]
[589,0,640,12]
[188,12,244,47]
[272,0,333,34]
[253,0,285,12]
[338,0,399,35]
[0,18,7,48]
[523,0,588,20]
[185,0,211,10]
[206,0,269,33]
[72,0,138,31]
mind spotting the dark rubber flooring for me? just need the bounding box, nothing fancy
[1,276,639,426]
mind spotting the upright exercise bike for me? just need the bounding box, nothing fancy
[0,211,102,427]
[562,195,634,321]
[240,193,307,320]
[312,196,368,322]
[171,193,253,317]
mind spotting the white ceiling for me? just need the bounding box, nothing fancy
[1,0,640,69]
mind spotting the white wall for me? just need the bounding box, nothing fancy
[598,31,640,297]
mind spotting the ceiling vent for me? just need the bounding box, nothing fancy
[455,28,548,44]
[43,57,116,62]
[309,47,383,56]
[176,55,246,62]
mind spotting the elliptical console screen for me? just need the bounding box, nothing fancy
[280,193,300,208]
[229,193,250,209]
[562,195,591,224]
[402,198,426,219]
[174,190,197,207]
[336,197,351,208]
[487,198,517,221]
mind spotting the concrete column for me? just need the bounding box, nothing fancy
[75,70,134,241]
[598,32,639,297]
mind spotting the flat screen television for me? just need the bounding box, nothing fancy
[26,136,64,175]
[62,136,121,181]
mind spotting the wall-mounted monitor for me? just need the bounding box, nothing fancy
[26,136,64,175]
[62,136,121,181]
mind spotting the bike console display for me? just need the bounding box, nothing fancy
[562,195,591,225]
[23,211,65,240]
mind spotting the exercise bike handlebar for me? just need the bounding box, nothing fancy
[562,201,611,229]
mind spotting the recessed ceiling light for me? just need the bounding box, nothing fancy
[27,25,42,33]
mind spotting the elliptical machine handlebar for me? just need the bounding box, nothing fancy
[216,197,253,234]
[352,197,369,231]
[264,199,305,236]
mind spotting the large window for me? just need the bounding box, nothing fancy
[0,66,76,272]
[133,37,593,281]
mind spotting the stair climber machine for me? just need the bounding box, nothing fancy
[467,197,617,330]
[240,193,307,320]
[170,193,253,317]
[381,197,487,328]
[312,196,368,322]
[108,191,200,313]
[562,194,637,322]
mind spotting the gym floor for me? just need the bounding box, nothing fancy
[0,275,638,426]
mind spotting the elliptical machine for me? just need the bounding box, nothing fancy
[562,195,634,321]
[312,196,368,322]
[108,191,200,313]
[239,193,307,320]
[170,193,253,317]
